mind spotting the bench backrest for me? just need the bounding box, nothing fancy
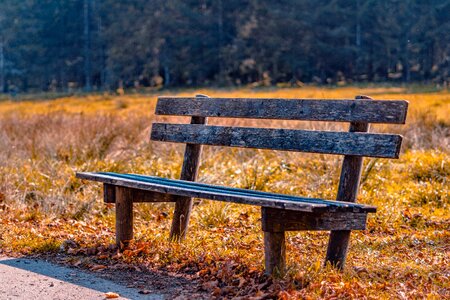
[151,94,408,241]
[151,95,408,159]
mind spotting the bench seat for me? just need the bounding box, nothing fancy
[76,172,376,214]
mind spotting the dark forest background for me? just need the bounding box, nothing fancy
[0,0,449,92]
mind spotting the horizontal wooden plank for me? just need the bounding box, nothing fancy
[76,172,377,213]
[103,184,176,203]
[261,207,367,231]
[151,124,403,158]
[156,97,408,124]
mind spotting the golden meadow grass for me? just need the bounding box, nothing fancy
[0,86,448,298]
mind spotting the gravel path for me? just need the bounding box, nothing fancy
[0,256,163,300]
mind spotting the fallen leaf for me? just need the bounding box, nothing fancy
[278,291,290,300]
[354,266,368,274]
[91,264,107,271]
[105,292,119,298]
[111,252,122,260]
[238,277,246,288]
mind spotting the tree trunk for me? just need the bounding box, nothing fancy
[217,0,225,84]
[84,0,92,92]
[0,40,4,93]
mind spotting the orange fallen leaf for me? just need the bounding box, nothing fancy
[105,292,119,298]
[278,291,291,300]
[197,269,208,276]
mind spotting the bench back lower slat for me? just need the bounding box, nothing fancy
[156,97,408,124]
[151,123,403,158]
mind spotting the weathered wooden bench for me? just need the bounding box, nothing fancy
[76,94,408,275]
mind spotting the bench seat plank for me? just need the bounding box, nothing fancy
[151,124,403,158]
[76,172,376,213]
[156,97,408,124]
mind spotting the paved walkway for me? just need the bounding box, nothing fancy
[0,257,163,300]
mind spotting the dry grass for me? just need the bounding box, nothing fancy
[0,86,449,298]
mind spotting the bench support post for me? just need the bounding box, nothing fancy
[264,231,286,277]
[115,186,133,248]
[262,207,286,276]
[169,94,208,241]
[325,95,371,269]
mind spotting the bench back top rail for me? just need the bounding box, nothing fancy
[156,97,408,124]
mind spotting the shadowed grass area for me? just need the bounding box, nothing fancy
[0,86,448,298]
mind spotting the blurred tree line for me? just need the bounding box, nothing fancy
[0,0,449,92]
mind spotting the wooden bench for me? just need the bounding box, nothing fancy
[76,94,408,275]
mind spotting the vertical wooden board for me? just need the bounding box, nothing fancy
[264,231,286,277]
[115,186,133,248]
[170,94,208,241]
[325,95,371,269]
[262,207,286,277]
[103,183,116,203]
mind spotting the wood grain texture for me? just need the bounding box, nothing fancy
[156,97,408,124]
[170,94,208,241]
[103,184,175,203]
[76,172,377,213]
[264,231,286,277]
[261,207,367,232]
[325,95,371,269]
[104,184,116,203]
[151,123,403,158]
[115,186,133,248]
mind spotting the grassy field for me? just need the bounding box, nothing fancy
[0,86,448,298]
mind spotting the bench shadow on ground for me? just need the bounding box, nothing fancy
[0,256,205,299]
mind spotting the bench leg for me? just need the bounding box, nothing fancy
[169,196,192,241]
[263,231,286,277]
[324,96,371,270]
[325,230,351,269]
[115,187,133,248]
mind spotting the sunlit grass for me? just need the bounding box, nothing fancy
[0,86,448,298]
